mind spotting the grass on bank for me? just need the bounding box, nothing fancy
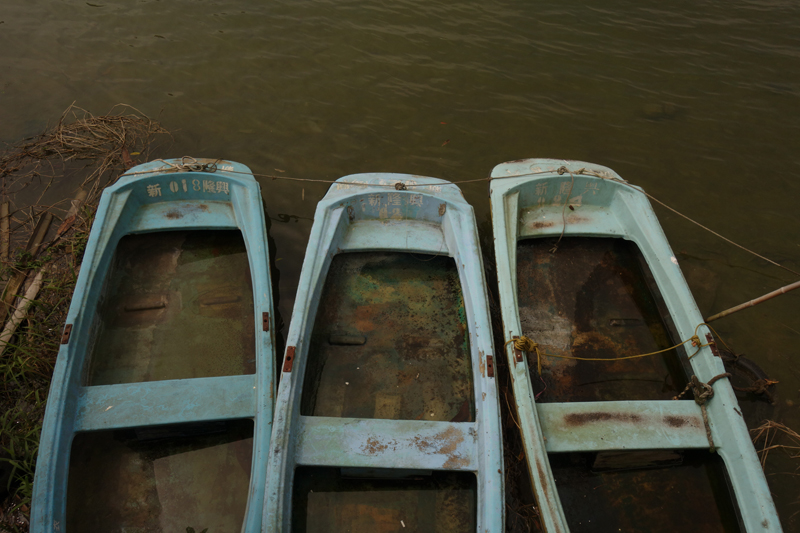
[0,105,167,531]
[0,210,93,531]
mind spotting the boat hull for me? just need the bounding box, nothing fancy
[31,159,276,533]
[490,159,781,532]
[265,173,504,532]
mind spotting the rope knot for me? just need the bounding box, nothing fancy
[673,373,731,452]
[513,336,538,353]
[690,335,701,347]
[156,156,219,174]
[504,336,543,374]
[690,376,714,405]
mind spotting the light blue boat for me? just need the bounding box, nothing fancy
[490,159,781,532]
[32,158,276,533]
[264,173,504,532]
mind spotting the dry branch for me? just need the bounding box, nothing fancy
[0,270,45,358]
[1,103,169,205]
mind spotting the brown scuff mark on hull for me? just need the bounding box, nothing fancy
[564,412,643,426]
[361,437,389,455]
[164,203,210,220]
[413,436,432,452]
[530,221,554,230]
[564,214,589,224]
[664,415,687,428]
[442,454,469,469]
[533,458,565,533]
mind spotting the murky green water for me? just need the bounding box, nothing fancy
[2,0,798,528]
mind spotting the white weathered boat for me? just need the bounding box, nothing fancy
[32,158,276,533]
[264,173,504,532]
[490,158,781,532]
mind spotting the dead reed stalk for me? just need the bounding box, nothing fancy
[1,103,168,205]
[751,420,800,468]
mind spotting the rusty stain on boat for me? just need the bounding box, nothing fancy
[530,221,554,230]
[408,426,469,468]
[562,411,700,430]
[534,456,565,533]
[564,412,643,425]
[664,415,691,428]
[361,437,392,455]
[164,203,210,219]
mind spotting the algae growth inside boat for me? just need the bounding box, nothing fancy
[516,237,689,402]
[292,467,476,533]
[66,419,253,532]
[301,252,474,422]
[85,230,256,385]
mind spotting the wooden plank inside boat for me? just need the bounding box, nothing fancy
[516,237,689,403]
[300,252,474,422]
[85,230,256,385]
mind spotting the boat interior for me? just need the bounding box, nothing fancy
[292,251,476,530]
[515,234,742,533]
[86,230,256,385]
[67,419,254,532]
[517,237,688,403]
[292,466,476,533]
[69,229,257,531]
[301,252,474,423]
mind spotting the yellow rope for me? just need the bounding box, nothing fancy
[505,324,717,373]
[503,336,544,374]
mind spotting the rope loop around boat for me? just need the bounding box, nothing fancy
[120,157,799,279]
[149,156,220,174]
[505,324,714,371]
[502,323,733,404]
[505,326,734,452]
[673,373,732,452]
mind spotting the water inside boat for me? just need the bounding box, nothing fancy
[301,252,474,422]
[85,230,256,385]
[516,237,688,402]
[549,450,741,533]
[515,236,741,533]
[66,419,253,532]
[292,467,476,533]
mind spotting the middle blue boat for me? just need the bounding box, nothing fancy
[264,173,504,532]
